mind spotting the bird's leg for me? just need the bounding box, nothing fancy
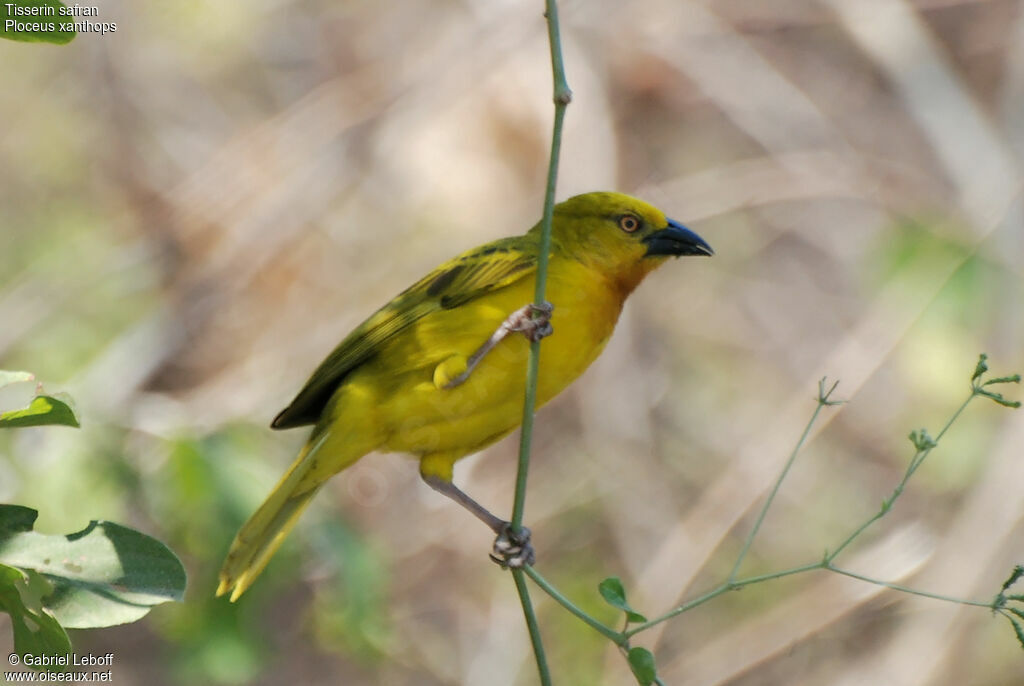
[421,474,535,569]
[422,473,505,532]
[442,301,554,389]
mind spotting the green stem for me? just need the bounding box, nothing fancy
[510,0,571,533]
[729,380,839,582]
[624,553,996,639]
[623,583,729,638]
[825,564,995,609]
[523,566,625,643]
[623,562,822,638]
[509,4,571,684]
[510,362,1016,675]
[530,366,1016,658]
[731,562,825,589]
[627,381,990,635]
[513,569,553,686]
[827,390,976,562]
[934,387,979,443]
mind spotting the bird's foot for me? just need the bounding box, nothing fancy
[506,301,554,343]
[489,523,535,569]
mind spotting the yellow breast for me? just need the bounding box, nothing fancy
[335,255,625,459]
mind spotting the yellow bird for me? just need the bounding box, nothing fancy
[217,191,712,601]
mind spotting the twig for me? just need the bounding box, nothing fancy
[510,0,572,534]
[729,378,842,582]
[520,356,1019,672]
[524,566,624,644]
[513,569,552,686]
[509,2,572,684]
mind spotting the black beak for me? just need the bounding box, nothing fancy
[643,218,713,257]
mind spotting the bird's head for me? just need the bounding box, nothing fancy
[540,191,712,295]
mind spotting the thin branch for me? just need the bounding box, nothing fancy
[729,378,842,582]
[524,566,624,644]
[825,564,995,609]
[622,362,1018,637]
[509,2,572,683]
[510,0,572,533]
[513,569,552,686]
[827,382,978,563]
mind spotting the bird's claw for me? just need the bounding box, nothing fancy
[489,523,535,569]
[507,301,554,343]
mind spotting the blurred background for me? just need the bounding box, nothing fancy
[1,0,1023,683]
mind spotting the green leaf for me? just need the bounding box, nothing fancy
[908,429,936,451]
[976,389,1022,409]
[972,354,989,382]
[983,374,1021,386]
[627,646,658,685]
[0,505,39,536]
[0,564,72,667]
[0,516,187,628]
[0,0,76,44]
[1001,565,1024,593]
[1008,616,1024,651]
[598,577,647,624]
[0,371,34,389]
[0,394,79,428]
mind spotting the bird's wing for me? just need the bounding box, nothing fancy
[271,234,539,429]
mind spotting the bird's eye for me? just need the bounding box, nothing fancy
[618,215,641,233]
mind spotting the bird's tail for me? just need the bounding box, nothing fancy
[217,433,330,602]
